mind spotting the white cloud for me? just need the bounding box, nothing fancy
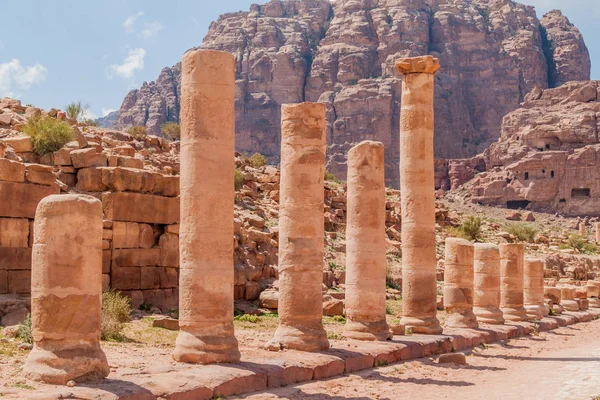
[108,48,146,79]
[101,108,116,117]
[0,59,47,97]
[123,12,144,33]
[140,21,163,39]
[81,109,97,120]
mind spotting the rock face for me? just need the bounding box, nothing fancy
[115,0,590,185]
[449,81,600,216]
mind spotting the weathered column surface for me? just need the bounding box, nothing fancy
[344,140,392,341]
[24,194,108,385]
[473,243,504,325]
[544,286,563,314]
[267,102,329,352]
[524,258,546,320]
[596,223,600,243]
[396,55,442,334]
[173,49,240,364]
[588,281,600,308]
[499,243,528,322]
[579,222,586,237]
[444,238,477,328]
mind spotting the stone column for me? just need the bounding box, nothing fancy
[267,102,329,352]
[443,238,477,328]
[587,281,600,308]
[473,243,504,325]
[396,55,442,334]
[579,222,586,237]
[559,286,579,311]
[596,223,600,243]
[24,194,108,385]
[524,258,545,320]
[499,243,528,322]
[173,49,240,364]
[344,141,392,341]
[544,286,562,314]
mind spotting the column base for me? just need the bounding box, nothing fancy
[589,297,600,308]
[524,305,545,320]
[552,304,564,315]
[501,307,529,322]
[266,324,329,352]
[343,319,393,341]
[24,340,109,385]
[560,300,579,312]
[399,316,442,335]
[173,328,240,364]
[445,309,479,329]
[473,306,505,325]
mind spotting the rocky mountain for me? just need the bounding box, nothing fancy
[442,80,600,216]
[114,0,590,186]
[96,110,118,129]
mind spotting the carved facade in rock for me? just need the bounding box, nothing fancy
[115,0,590,187]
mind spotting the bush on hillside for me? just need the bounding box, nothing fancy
[248,152,267,168]
[128,125,147,140]
[448,216,482,241]
[161,122,180,141]
[506,223,537,243]
[101,290,131,341]
[65,101,89,122]
[235,168,244,191]
[22,115,74,155]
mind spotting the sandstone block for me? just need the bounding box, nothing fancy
[109,155,144,169]
[102,274,110,292]
[0,218,29,247]
[138,223,154,248]
[70,148,108,168]
[101,167,143,192]
[102,250,111,274]
[57,171,76,187]
[112,222,140,249]
[0,247,32,270]
[0,158,25,182]
[141,267,160,290]
[1,136,32,153]
[53,148,72,166]
[259,289,279,309]
[0,182,60,218]
[245,281,260,301]
[1,307,28,326]
[8,270,30,294]
[112,248,160,267]
[159,267,178,288]
[111,266,141,290]
[0,270,7,293]
[102,192,179,225]
[438,353,467,364]
[25,164,55,186]
[153,317,179,330]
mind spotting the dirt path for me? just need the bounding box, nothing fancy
[240,318,600,400]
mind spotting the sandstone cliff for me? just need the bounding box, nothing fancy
[114,0,590,186]
[446,81,600,216]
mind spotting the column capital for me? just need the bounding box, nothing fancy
[395,55,440,75]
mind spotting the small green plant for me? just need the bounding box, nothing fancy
[332,315,346,323]
[161,122,181,141]
[386,304,393,315]
[548,307,555,316]
[22,115,74,155]
[248,152,267,168]
[327,332,343,340]
[17,314,33,344]
[234,167,244,191]
[234,314,259,323]
[65,100,89,121]
[565,234,598,254]
[376,359,389,367]
[405,327,413,336]
[101,290,132,341]
[324,169,339,182]
[448,216,482,241]
[506,223,538,243]
[128,125,147,140]
[139,302,152,312]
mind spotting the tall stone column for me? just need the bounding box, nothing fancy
[267,102,329,352]
[499,243,529,322]
[473,243,504,325]
[344,141,392,341]
[444,238,477,328]
[579,222,586,237]
[173,49,240,364]
[24,194,108,385]
[395,55,442,334]
[596,223,600,243]
[524,258,546,320]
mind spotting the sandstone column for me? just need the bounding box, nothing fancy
[344,141,392,341]
[24,194,108,385]
[499,243,529,322]
[173,49,240,364]
[443,238,477,328]
[267,102,329,351]
[587,281,600,308]
[596,223,600,243]
[523,258,545,320]
[473,243,504,325]
[579,222,586,237]
[396,55,442,334]
[559,286,579,311]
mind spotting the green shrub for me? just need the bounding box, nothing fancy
[22,115,74,155]
[234,168,244,191]
[234,314,259,323]
[101,290,131,341]
[161,122,180,141]
[506,223,537,243]
[248,152,267,168]
[324,169,338,182]
[65,101,89,121]
[17,314,33,344]
[566,234,598,255]
[128,125,147,140]
[448,216,482,241]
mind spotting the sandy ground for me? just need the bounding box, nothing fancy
[238,317,600,400]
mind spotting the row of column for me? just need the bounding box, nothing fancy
[444,240,550,328]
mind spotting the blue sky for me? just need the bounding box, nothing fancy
[0,0,598,119]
